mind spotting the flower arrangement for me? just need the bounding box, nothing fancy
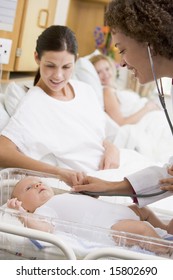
[93,26,119,61]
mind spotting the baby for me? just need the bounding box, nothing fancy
[7,176,173,254]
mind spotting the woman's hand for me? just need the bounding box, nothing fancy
[58,168,86,186]
[99,140,120,170]
[144,100,160,113]
[7,198,26,212]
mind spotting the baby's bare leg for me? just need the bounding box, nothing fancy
[111,219,160,238]
[111,220,170,254]
[167,219,173,235]
[128,204,169,231]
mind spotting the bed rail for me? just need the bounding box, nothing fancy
[84,247,166,260]
[0,222,76,260]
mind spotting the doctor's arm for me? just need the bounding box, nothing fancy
[73,165,173,207]
[73,176,133,195]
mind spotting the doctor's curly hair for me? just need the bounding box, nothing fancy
[105,0,173,59]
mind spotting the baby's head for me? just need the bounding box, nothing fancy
[12,176,54,213]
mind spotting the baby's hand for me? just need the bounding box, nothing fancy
[7,198,26,212]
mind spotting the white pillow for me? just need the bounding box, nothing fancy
[4,81,32,116]
[0,94,10,131]
[82,49,101,60]
[74,52,104,108]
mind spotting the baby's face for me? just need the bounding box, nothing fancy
[13,176,54,212]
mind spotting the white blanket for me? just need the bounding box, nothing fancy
[113,90,173,164]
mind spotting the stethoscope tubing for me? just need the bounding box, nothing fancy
[81,189,167,198]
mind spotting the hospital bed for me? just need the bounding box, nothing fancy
[1,53,173,165]
[0,168,173,260]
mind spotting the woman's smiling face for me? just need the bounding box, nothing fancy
[35,50,75,95]
[112,32,153,84]
[93,59,114,86]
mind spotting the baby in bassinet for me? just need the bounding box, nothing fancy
[7,176,173,254]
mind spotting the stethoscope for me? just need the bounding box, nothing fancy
[80,189,167,198]
[147,44,173,135]
[82,45,172,198]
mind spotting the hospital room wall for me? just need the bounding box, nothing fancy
[1,0,108,79]
[1,0,57,79]
[55,0,110,57]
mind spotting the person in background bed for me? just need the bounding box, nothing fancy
[72,0,173,203]
[90,54,159,125]
[0,25,121,186]
[7,176,173,254]
[90,54,173,164]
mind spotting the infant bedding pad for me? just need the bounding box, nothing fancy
[0,168,76,260]
[0,168,173,260]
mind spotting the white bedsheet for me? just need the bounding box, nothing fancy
[113,90,173,164]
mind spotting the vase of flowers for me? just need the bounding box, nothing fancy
[93,26,119,60]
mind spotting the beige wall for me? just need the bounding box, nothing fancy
[54,0,70,25]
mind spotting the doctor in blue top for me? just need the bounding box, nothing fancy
[73,0,173,206]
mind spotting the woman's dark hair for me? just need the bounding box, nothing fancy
[34,25,78,85]
[105,0,173,59]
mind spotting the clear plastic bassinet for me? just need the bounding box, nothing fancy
[0,168,173,260]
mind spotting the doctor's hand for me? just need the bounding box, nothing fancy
[167,165,173,176]
[72,176,116,193]
[72,176,133,195]
[160,165,173,191]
